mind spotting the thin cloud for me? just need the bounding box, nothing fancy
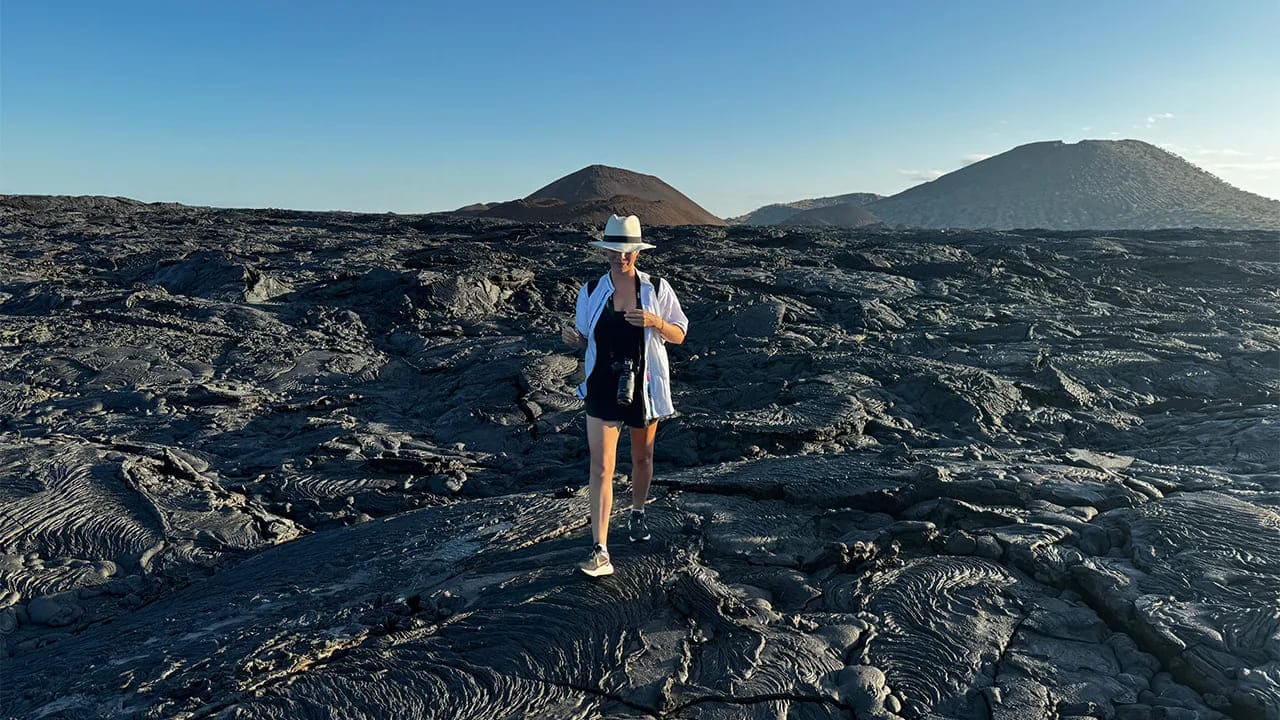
[898,169,945,183]
[1202,159,1279,194]
[1206,160,1280,172]
[1193,147,1248,157]
[1145,112,1175,127]
[962,153,992,165]
[1159,143,1252,160]
[1156,143,1278,182]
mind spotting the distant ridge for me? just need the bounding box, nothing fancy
[0,195,191,213]
[457,165,725,226]
[780,203,882,228]
[867,139,1280,230]
[728,192,881,226]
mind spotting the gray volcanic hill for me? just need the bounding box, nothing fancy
[2,195,1279,719]
[867,139,1280,230]
[0,194,191,213]
[779,202,883,228]
[458,164,725,226]
[728,191,882,225]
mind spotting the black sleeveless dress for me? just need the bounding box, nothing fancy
[584,293,649,427]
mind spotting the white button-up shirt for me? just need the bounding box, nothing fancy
[574,269,689,423]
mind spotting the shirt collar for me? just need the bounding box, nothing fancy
[599,270,651,292]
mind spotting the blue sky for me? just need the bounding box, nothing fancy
[3,1,1277,216]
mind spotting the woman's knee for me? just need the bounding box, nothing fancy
[586,415,621,480]
[630,448,654,472]
[590,455,615,480]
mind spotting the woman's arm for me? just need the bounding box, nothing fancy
[564,281,589,348]
[624,309,686,343]
[653,316,686,344]
[561,323,588,348]
[624,278,689,343]
[656,279,689,344]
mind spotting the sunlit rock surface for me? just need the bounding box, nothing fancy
[1,196,1277,719]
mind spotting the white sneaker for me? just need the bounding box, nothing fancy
[576,544,614,577]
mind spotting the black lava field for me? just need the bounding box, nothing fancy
[1,196,1277,720]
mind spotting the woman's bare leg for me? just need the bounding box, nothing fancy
[587,415,622,547]
[629,421,659,510]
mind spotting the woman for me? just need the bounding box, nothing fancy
[561,214,688,577]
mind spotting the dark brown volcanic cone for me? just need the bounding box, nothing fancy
[868,139,1280,230]
[472,195,720,227]
[459,164,725,226]
[779,201,883,228]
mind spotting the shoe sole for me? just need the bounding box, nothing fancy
[579,564,614,577]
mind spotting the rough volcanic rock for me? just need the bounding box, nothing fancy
[1,196,1277,719]
[867,139,1280,230]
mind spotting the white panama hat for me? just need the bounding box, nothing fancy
[589,214,657,253]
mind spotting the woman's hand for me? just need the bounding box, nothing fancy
[626,309,686,344]
[623,309,662,328]
[561,325,587,349]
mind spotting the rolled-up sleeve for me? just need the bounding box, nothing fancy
[659,280,689,336]
[574,282,590,336]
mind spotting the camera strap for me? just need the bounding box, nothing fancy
[634,276,645,388]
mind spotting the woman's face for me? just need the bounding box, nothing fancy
[603,248,639,273]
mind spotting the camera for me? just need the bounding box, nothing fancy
[612,358,636,405]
